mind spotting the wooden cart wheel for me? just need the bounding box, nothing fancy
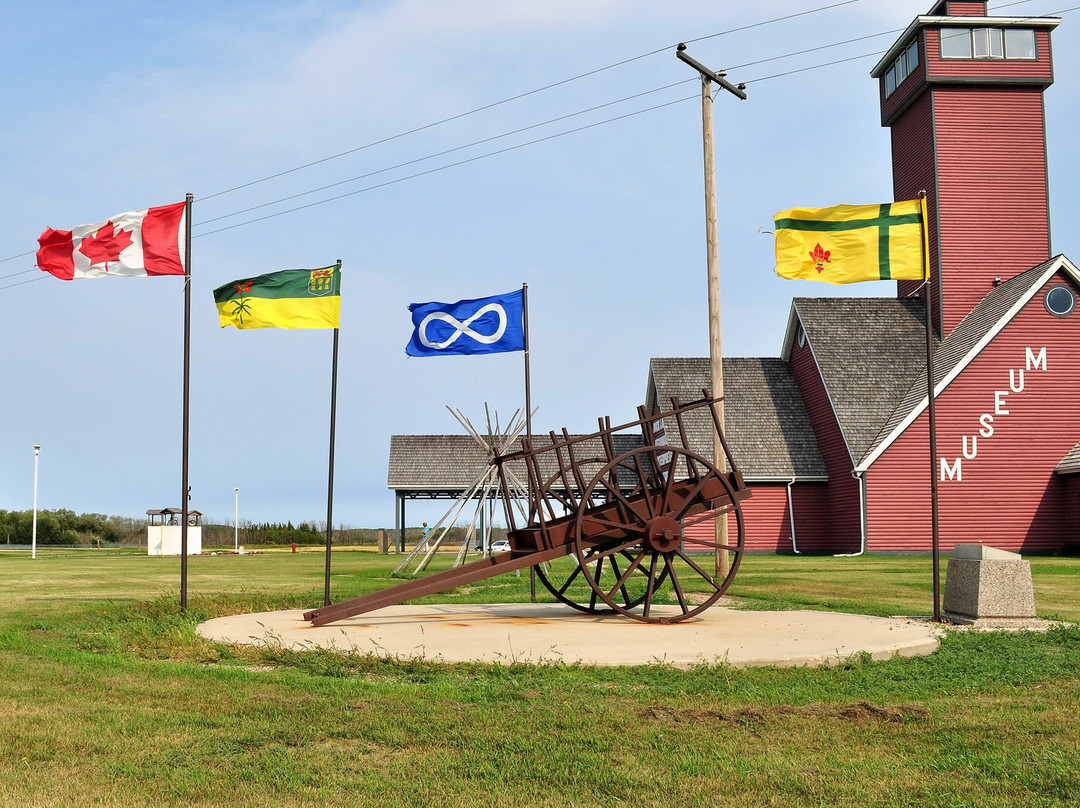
[572,445,744,624]
[532,548,669,614]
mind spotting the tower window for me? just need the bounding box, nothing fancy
[940,27,1036,60]
[1005,28,1036,59]
[1044,285,1076,318]
[884,39,921,97]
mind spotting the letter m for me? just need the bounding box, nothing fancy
[940,457,963,482]
[1026,347,1047,371]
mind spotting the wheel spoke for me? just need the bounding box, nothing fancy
[674,548,724,591]
[588,538,645,563]
[642,553,659,619]
[666,554,690,614]
[681,533,741,554]
[606,548,648,602]
[556,563,585,597]
[606,554,635,608]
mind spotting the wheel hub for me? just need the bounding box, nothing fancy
[644,516,682,553]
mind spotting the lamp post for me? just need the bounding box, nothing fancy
[234,487,239,553]
[32,445,40,560]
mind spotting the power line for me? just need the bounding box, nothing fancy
[0,274,46,291]
[192,41,926,238]
[195,94,697,237]
[0,250,34,265]
[726,28,902,72]
[199,0,862,203]
[195,79,696,228]
[746,49,884,83]
[193,3,1075,234]
[0,266,36,281]
[197,11,895,231]
[682,0,859,46]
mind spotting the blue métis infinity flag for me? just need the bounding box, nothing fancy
[406,289,525,357]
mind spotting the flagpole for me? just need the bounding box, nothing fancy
[919,192,942,622]
[522,282,536,599]
[324,261,342,607]
[180,192,193,611]
[522,282,532,445]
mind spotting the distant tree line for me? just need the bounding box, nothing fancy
[202,522,392,547]
[0,509,143,546]
[0,508,505,550]
[221,521,324,547]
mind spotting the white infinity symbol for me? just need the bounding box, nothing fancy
[418,303,507,349]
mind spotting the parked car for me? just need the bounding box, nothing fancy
[490,539,512,553]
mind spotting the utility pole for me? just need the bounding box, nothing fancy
[676,44,746,576]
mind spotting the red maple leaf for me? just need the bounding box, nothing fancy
[78,220,135,271]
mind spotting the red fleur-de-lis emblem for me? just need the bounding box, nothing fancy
[809,243,831,273]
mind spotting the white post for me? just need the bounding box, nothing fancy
[234,487,239,553]
[32,445,40,560]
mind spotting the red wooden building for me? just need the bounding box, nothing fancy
[649,1,1080,554]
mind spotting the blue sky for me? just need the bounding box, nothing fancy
[2,0,1077,529]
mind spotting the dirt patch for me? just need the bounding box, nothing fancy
[641,700,931,725]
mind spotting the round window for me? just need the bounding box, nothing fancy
[1044,284,1076,317]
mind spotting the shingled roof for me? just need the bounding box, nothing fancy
[859,255,1079,469]
[787,296,931,464]
[646,356,826,480]
[387,431,644,495]
[1056,439,1080,475]
[387,435,490,494]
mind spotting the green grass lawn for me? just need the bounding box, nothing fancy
[1,547,1078,807]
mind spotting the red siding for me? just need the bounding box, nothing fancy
[946,2,987,15]
[933,87,1050,334]
[684,482,831,554]
[893,90,942,332]
[789,331,861,551]
[879,33,927,125]
[867,275,1080,552]
[1063,475,1080,547]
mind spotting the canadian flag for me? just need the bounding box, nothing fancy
[36,201,187,280]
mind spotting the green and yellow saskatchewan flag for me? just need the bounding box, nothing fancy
[773,198,928,284]
[214,263,341,329]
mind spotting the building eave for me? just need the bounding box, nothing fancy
[871,15,1060,77]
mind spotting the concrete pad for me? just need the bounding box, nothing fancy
[197,604,943,669]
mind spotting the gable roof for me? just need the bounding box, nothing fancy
[784,296,932,464]
[647,356,826,480]
[857,255,1079,471]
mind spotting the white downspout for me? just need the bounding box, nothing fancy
[787,477,800,554]
[834,469,867,557]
